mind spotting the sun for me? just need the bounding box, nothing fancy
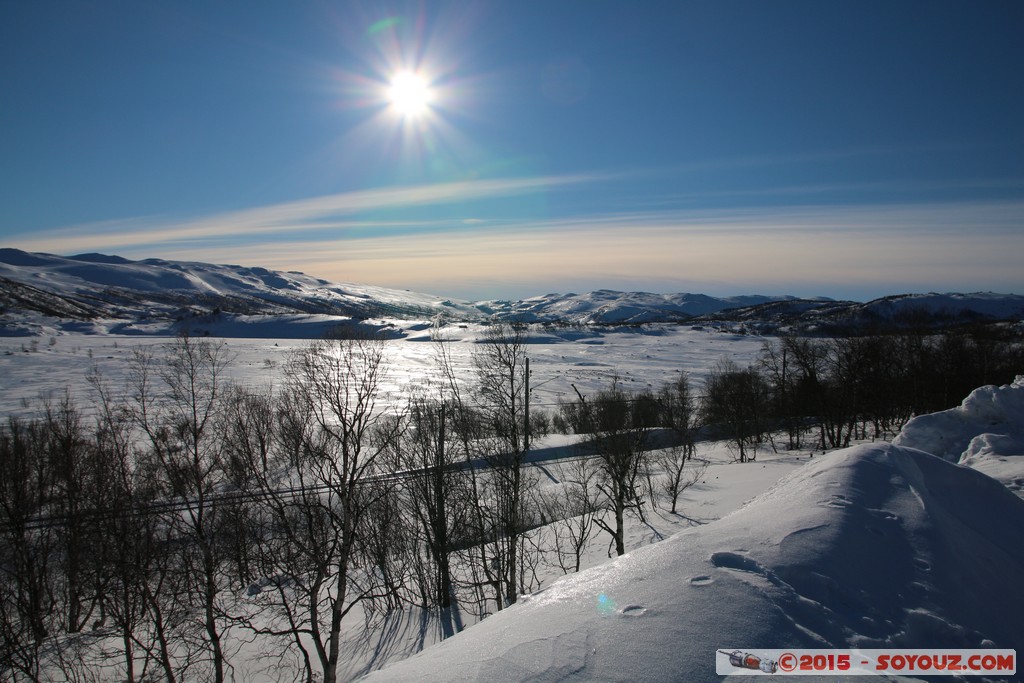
[387,71,433,118]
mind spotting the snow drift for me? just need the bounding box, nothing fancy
[895,376,1024,497]
[363,444,1024,682]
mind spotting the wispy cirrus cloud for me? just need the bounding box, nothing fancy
[11,173,606,254]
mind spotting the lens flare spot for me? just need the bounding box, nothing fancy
[367,16,403,36]
[597,593,617,615]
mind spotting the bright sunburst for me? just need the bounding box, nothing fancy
[387,71,433,118]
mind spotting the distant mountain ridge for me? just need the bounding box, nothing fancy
[697,291,1024,334]
[1,248,1022,336]
[478,290,809,324]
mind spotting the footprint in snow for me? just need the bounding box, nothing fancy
[620,605,648,616]
[868,508,899,521]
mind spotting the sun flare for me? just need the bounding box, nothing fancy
[387,71,433,118]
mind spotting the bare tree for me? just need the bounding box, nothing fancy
[219,385,277,586]
[470,323,539,607]
[0,417,59,682]
[759,340,806,450]
[243,334,400,683]
[658,372,699,458]
[778,336,852,450]
[657,447,707,515]
[231,388,320,683]
[41,394,125,643]
[130,333,234,683]
[384,398,469,609]
[429,332,503,615]
[701,359,771,463]
[542,457,600,573]
[557,380,655,557]
[587,381,655,556]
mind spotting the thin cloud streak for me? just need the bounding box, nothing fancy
[12,173,607,254]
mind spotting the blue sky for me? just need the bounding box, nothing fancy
[2,1,1022,300]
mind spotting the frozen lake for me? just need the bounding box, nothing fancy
[0,325,768,418]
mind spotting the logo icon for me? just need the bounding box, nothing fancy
[721,650,779,674]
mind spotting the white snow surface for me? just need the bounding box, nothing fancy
[894,376,1024,497]
[364,446,1024,682]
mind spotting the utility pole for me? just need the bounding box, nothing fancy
[438,401,446,467]
[523,356,530,454]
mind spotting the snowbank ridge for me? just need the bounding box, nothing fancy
[365,442,1024,682]
[895,376,1024,496]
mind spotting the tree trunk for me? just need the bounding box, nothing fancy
[323,552,350,683]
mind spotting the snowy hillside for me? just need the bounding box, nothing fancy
[365,411,1024,681]
[858,292,1024,322]
[0,248,482,335]
[0,249,801,332]
[478,290,799,324]
[702,292,1024,334]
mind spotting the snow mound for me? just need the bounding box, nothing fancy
[363,443,1024,682]
[895,376,1024,495]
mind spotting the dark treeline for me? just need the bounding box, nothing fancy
[1,325,1020,681]
[749,326,1024,456]
[557,327,1023,464]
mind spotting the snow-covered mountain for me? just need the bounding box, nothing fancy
[2,248,1022,336]
[478,290,1024,330]
[0,248,481,335]
[0,249,804,333]
[365,382,1024,682]
[478,290,805,324]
